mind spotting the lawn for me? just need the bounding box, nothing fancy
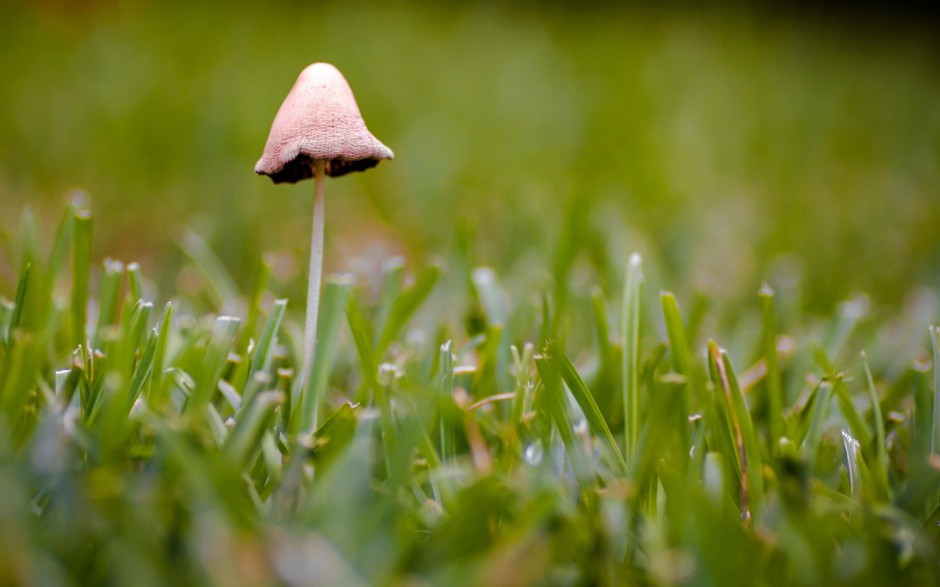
[1,1,939,585]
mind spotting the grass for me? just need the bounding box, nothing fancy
[1,201,939,586]
[2,2,940,584]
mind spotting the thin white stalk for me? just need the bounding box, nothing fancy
[301,160,326,392]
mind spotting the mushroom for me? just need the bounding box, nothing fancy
[255,62,393,393]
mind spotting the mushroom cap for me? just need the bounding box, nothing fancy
[255,63,394,183]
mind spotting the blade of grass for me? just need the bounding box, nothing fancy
[178,230,239,311]
[71,208,92,348]
[188,316,240,417]
[510,342,534,443]
[547,340,628,477]
[225,391,285,469]
[660,292,693,450]
[374,257,405,342]
[709,341,764,522]
[346,295,378,406]
[248,299,288,381]
[801,380,834,470]
[759,284,784,451]
[147,302,173,409]
[376,264,440,357]
[93,259,124,347]
[439,340,456,465]
[472,267,509,328]
[861,351,890,500]
[535,350,590,486]
[45,202,74,290]
[930,326,940,456]
[8,262,31,341]
[622,253,643,464]
[841,428,860,499]
[299,275,353,433]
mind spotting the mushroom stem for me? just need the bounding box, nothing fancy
[301,159,327,394]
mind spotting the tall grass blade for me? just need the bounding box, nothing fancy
[535,351,590,486]
[300,275,352,433]
[841,428,860,498]
[622,253,643,463]
[660,291,693,450]
[248,299,288,381]
[188,316,240,416]
[376,263,440,357]
[709,341,764,522]
[93,259,124,347]
[179,230,239,310]
[801,380,833,470]
[8,262,31,340]
[225,391,284,469]
[861,351,890,499]
[931,326,940,456]
[547,340,627,476]
[71,208,92,348]
[759,284,784,450]
[439,340,456,465]
[148,302,173,408]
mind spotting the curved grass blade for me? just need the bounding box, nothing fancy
[548,340,628,477]
[376,263,440,357]
[535,350,590,486]
[248,299,288,381]
[709,341,764,522]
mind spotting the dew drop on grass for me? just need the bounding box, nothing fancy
[524,442,544,466]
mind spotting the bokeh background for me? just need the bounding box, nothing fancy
[1,0,939,318]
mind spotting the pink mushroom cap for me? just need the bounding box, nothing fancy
[255,63,394,183]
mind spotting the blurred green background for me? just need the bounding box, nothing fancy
[1,0,938,314]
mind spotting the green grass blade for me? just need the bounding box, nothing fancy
[127,329,158,407]
[188,316,240,416]
[8,262,31,339]
[622,252,643,464]
[931,326,940,456]
[759,283,784,450]
[861,351,890,499]
[832,377,873,449]
[374,257,405,342]
[510,342,534,440]
[346,295,378,406]
[472,267,508,327]
[299,275,353,433]
[71,208,92,348]
[93,259,124,347]
[147,302,173,408]
[248,299,288,380]
[439,340,456,465]
[841,428,860,498]
[535,350,590,486]
[225,391,284,469]
[801,380,834,470]
[660,291,693,450]
[376,263,441,357]
[0,300,12,347]
[178,230,240,310]
[46,203,74,288]
[548,340,628,477]
[235,255,271,353]
[126,261,143,303]
[709,341,765,522]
